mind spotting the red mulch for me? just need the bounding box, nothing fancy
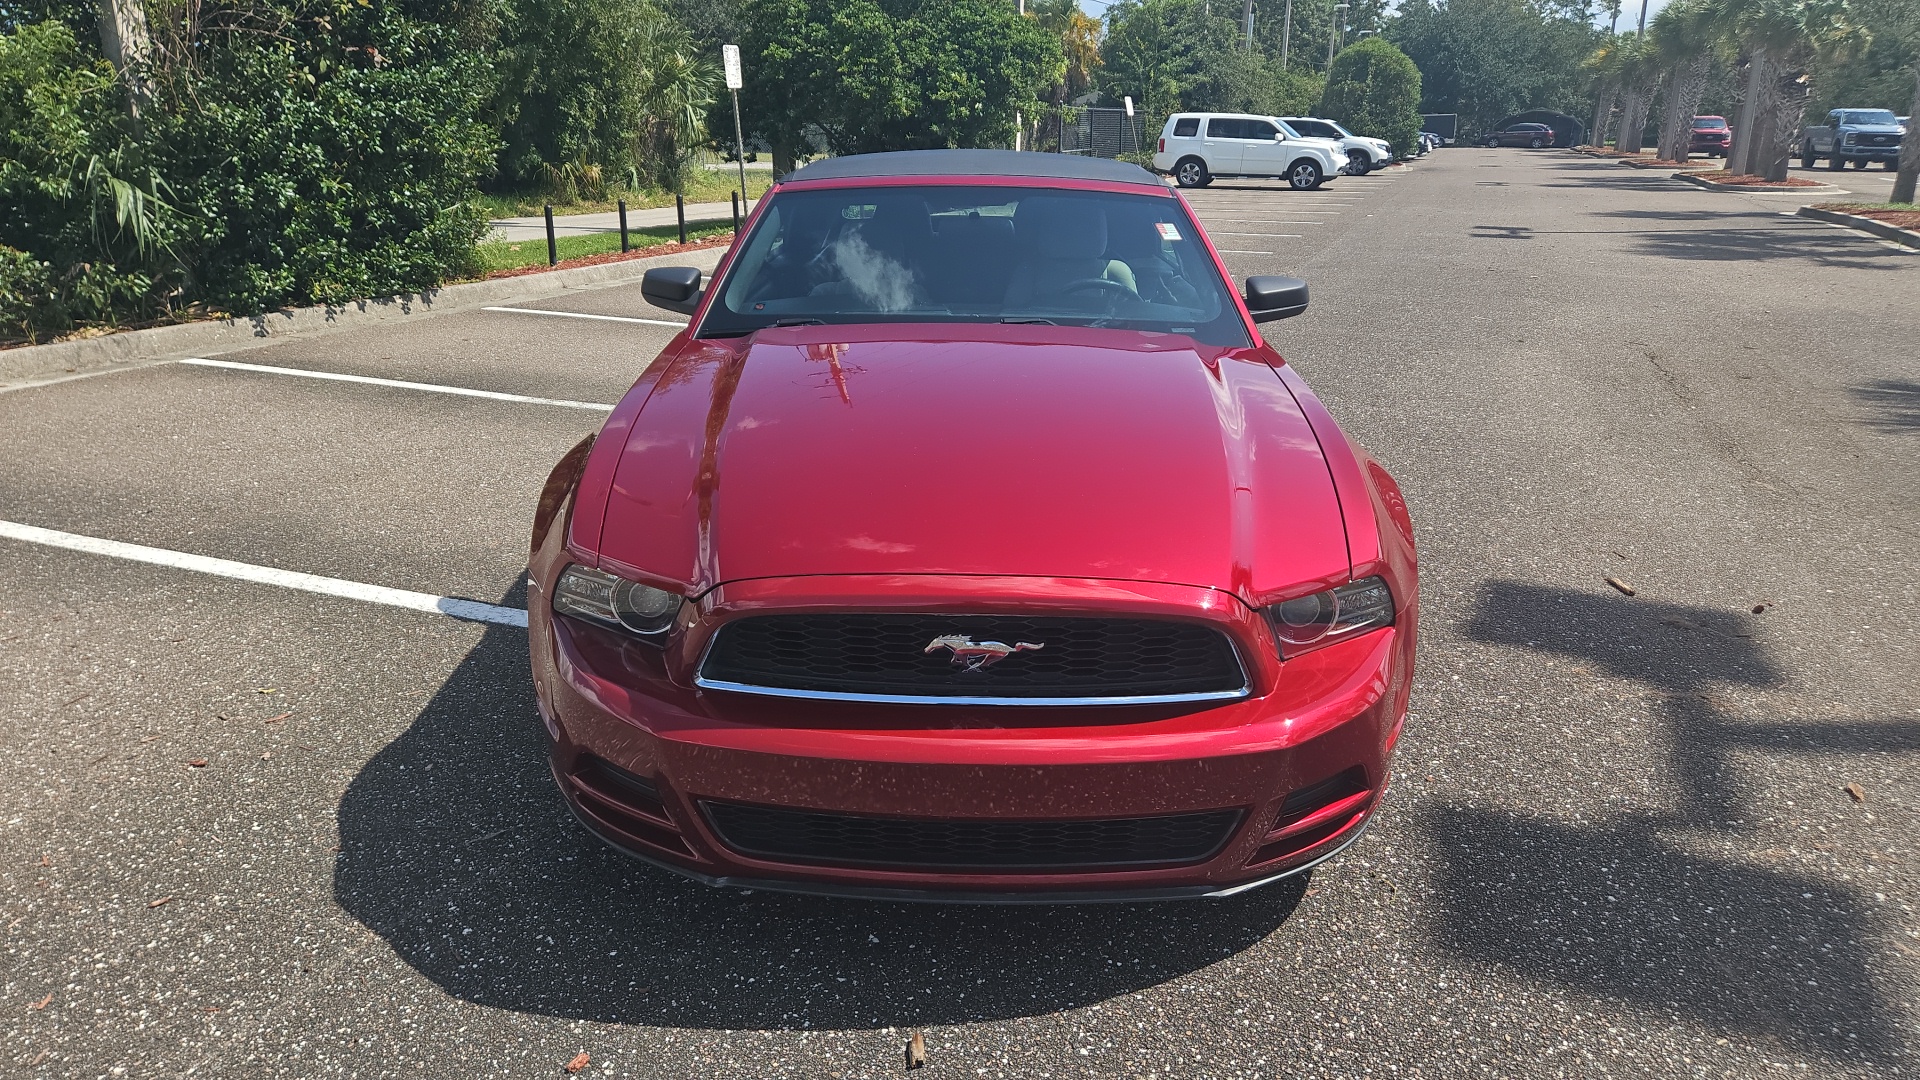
[484,234,734,280]
[1813,204,1920,230]
[1688,171,1826,188]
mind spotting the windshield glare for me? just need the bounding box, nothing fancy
[702,185,1250,346]
[1692,118,1727,129]
[1841,110,1899,125]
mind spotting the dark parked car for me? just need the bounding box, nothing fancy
[1482,123,1555,149]
[1688,115,1730,158]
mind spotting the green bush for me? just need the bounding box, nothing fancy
[1319,37,1423,162]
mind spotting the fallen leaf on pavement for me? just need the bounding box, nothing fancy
[253,687,278,695]
[186,759,208,768]
[907,1031,928,1070]
[28,993,52,1010]
[1605,577,1636,596]
[564,1052,591,1073]
[264,712,292,723]
[1751,603,1770,614]
[148,896,174,908]
[38,854,50,868]
[1846,783,1866,804]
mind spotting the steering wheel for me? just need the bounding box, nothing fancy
[1055,277,1137,313]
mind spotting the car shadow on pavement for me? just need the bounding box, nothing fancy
[332,607,1306,1030]
[1431,581,1913,1064]
[1850,378,1920,435]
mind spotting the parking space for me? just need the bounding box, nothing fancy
[3,150,1916,1078]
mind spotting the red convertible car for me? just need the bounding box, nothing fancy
[528,150,1417,902]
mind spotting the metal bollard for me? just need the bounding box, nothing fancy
[544,204,557,266]
[676,194,686,245]
[731,191,740,233]
[618,199,629,252]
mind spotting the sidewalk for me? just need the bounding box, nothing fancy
[488,199,758,241]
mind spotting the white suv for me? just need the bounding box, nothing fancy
[1153,113,1348,190]
[1278,117,1395,174]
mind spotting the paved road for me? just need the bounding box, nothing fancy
[490,199,757,242]
[3,151,1915,1078]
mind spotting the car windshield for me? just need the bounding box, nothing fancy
[1275,119,1306,139]
[1841,110,1899,125]
[702,184,1250,346]
[1692,118,1726,129]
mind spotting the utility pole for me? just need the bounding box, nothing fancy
[1243,0,1254,49]
[1328,2,1348,70]
[1280,0,1292,69]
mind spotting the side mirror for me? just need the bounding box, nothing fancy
[641,266,703,316]
[1244,276,1309,323]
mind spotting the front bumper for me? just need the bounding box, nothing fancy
[1838,145,1901,159]
[530,574,1413,901]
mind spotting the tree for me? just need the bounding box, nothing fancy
[1388,0,1604,138]
[631,17,718,195]
[1582,36,1629,146]
[1717,0,1865,180]
[1318,36,1422,156]
[1612,33,1656,152]
[1100,0,1322,134]
[1842,0,1920,202]
[731,0,1060,161]
[1651,0,1720,161]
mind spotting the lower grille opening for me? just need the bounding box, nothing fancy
[570,755,692,856]
[702,802,1243,872]
[1249,765,1372,867]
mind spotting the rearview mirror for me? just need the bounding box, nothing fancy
[642,266,703,316]
[1244,276,1309,323]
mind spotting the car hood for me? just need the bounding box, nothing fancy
[594,325,1350,601]
[1842,124,1904,134]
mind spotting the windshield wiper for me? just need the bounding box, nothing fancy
[770,317,826,327]
[999,317,1057,325]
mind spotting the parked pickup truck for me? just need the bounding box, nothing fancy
[1800,109,1906,170]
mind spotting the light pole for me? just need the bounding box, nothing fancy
[1280,0,1293,69]
[1243,0,1254,49]
[1328,2,1348,69]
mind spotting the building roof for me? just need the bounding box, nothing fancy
[781,149,1168,189]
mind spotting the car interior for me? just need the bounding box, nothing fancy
[708,185,1244,344]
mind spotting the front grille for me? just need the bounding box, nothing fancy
[702,802,1242,870]
[698,613,1246,702]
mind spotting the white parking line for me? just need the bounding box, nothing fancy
[0,519,529,628]
[1211,232,1303,238]
[1194,218,1329,223]
[177,357,614,411]
[483,306,689,328]
[1216,250,1275,255]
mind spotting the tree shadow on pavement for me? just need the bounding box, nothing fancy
[1619,224,1912,269]
[1434,582,1914,1065]
[1850,378,1920,435]
[331,603,1305,1030]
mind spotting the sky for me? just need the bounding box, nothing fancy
[1073,0,1675,32]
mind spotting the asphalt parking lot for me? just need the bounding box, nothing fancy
[3,150,1916,1078]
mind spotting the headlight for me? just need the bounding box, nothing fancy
[552,565,683,639]
[1842,133,1857,145]
[1263,576,1395,655]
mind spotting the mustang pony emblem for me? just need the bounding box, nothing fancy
[923,634,1045,671]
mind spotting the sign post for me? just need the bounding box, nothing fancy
[722,44,747,220]
[1122,95,1138,157]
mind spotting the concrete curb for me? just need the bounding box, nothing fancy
[0,243,729,387]
[1795,205,1920,249]
[1618,158,1719,171]
[1669,171,1848,194]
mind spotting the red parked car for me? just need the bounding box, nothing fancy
[528,150,1417,902]
[1689,115,1731,158]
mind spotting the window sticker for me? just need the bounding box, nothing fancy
[1156,221,1181,241]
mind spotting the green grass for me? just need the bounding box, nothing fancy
[474,221,736,274]
[1817,201,1917,211]
[476,170,776,218]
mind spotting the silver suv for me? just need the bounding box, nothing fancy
[1152,113,1349,190]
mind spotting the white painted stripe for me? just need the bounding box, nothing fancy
[177,357,614,412]
[1212,232,1303,238]
[1216,249,1275,255]
[1194,218,1328,223]
[483,306,689,328]
[0,520,529,628]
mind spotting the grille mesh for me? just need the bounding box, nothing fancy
[702,802,1242,870]
[699,613,1245,700]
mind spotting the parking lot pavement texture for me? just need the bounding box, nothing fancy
[3,149,1916,1078]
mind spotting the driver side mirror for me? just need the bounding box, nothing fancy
[642,266,703,316]
[1244,276,1309,323]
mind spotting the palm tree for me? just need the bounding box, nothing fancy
[1651,0,1720,162]
[1613,34,1658,154]
[1714,0,1864,179]
[1583,38,1629,148]
[632,20,719,195]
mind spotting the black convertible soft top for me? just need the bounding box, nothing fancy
[781,149,1169,189]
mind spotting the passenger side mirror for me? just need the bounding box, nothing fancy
[1244,276,1309,323]
[641,266,703,316]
